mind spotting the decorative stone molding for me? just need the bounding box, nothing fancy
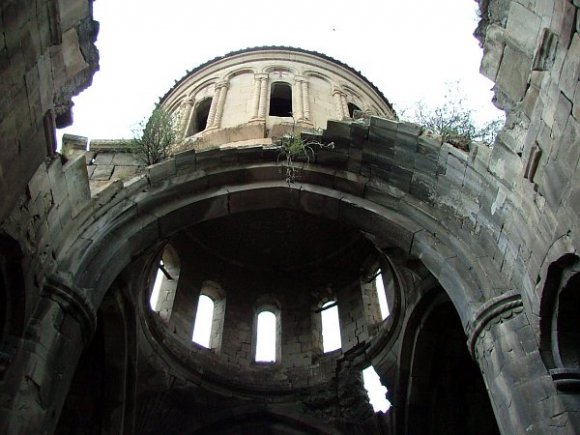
[43,276,97,345]
[466,290,524,357]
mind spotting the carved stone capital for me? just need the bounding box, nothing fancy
[254,73,269,81]
[215,80,229,90]
[332,88,346,97]
[466,290,524,357]
[43,276,97,345]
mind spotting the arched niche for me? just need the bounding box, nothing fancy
[398,290,500,435]
[539,254,580,391]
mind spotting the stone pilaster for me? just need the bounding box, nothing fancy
[0,276,96,434]
[333,88,347,119]
[294,77,305,121]
[210,81,229,129]
[467,291,579,434]
[301,79,311,121]
[178,99,194,139]
[257,74,269,119]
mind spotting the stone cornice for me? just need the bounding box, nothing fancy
[466,290,524,357]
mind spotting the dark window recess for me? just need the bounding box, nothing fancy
[193,98,212,134]
[348,103,361,118]
[557,273,580,368]
[269,82,292,117]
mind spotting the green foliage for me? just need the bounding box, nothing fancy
[130,106,176,165]
[402,83,504,150]
[277,128,334,185]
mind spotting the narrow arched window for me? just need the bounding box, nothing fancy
[149,245,180,322]
[269,82,292,117]
[188,98,212,135]
[191,281,226,351]
[192,294,214,348]
[255,310,277,362]
[348,102,361,118]
[375,270,390,320]
[321,301,341,353]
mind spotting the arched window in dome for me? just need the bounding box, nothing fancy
[149,245,181,322]
[253,303,281,363]
[375,269,390,320]
[269,82,292,117]
[188,97,213,135]
[321,300,341,353]
[191,281,226,351]
[348,102,362,118]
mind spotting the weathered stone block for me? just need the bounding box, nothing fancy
[560,33,580,101]
[506,2,542,57]
[496,46,533,103]
[91,164,114,181]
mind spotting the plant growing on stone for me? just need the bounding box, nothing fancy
[130,106,176,165]
[277,127,334,185]
[402,82,504,150]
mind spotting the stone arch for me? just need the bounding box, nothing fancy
[57,160,504,329]
[224,67,256,81]
[397,289,500,435]
[539,253,580,390]
[56,279,136,434]
[185,78,219,101]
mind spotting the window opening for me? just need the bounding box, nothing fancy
[269,82,292,117]
[321,301,341,353]
[362,366,391,412]
[149,260,165,311]
[375,270,390,320]
[555,272,580,368]
[148,245,180,321]
[348,102,361,118]
[192,294,215,348]
[191,98,212,134]
[255,310,277,362]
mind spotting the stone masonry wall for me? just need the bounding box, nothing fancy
[477,0,580,314]
[0,0,98,222]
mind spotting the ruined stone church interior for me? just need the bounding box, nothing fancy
[0,0,579,434]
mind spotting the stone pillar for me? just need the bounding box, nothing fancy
[294,77,304,121]
[257,74,269,119]
[251,74,263,118]
[206,87,219,129]
[333,88,347,119]
[178,99,194,139]
[467,291,580,434]
[210,80,229,129]
[301,79,311,121]
[0,277,97,434]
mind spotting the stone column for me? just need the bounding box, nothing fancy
[0,277,97,434]
[178,99,194,139]
[333,88,346,119]
[293,77,304,121]
[211,80,229,129]
[301,79,311,121]
[257,74,269,119]
[467,291,580,434]
[251,74,263,118]
[206,86,220,129]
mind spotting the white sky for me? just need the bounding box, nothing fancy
[59,0,502,142]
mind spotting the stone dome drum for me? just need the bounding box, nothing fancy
[159,47,396,153]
